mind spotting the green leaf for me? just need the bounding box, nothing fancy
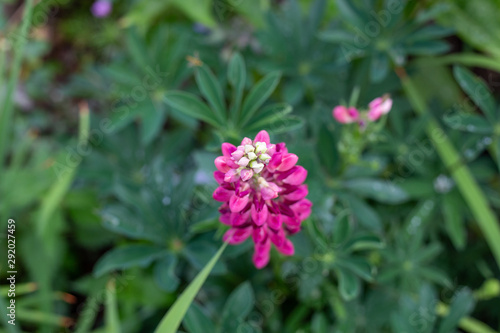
[336,267,361,301]
[406,25,454,42]
[318,30,357,44]
[164,91,221,128]
[183,303,216,333]
[438,288,475,333]
[140,101,166,145]
[93,245,167,277]
[239,72,281,127]
[337,257,373,282]
[311,312,328,333]
[228,52,247,123]
[105,279,120,333]
[418,267,452,288]
[336,0,365,29]
[333,213,351,245]
[245,103,292,130]
[442,192,466,250]
[370,52,389,83]
[344,234,385,252]
[405,40,450,55]
[220,282,255,332]
[341,194,382,232]
[126,29,150,72]
[342,178,410,204]
[154,254,180,293]
[169,0,216,27]
[195,64,226,123]
[443,113,494,134]
[317,124,340,175]
[453,66,496,122]
[154,242,227,333]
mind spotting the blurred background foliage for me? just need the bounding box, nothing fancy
[1,0,500,332]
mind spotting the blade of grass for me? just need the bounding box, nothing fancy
[397,67,500,269]
[154,242,227,333]
[105,279,120,333]
[0,0,35,174]
[37,103,90,237]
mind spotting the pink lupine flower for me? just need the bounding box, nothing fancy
[213,130,311,269]
[367,94,393,121]
[333,106,360,124]
[91,0,112,18]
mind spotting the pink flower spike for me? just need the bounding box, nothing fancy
[254,130,271,144]
[333,105,359,124]
[368,95,393,121]
[213,130,311,269]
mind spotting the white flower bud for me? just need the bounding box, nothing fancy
[247,152,257,160]
[255,142,267,154]
[244,145,255,153]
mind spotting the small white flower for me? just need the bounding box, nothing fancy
[255,142,267,154]
[250,161,264,173]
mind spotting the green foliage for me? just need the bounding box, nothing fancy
[2,0,500,332]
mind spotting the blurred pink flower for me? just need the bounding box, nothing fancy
[368,94,393,121]
[333,106,360,124]
[213,130,311,269]
[91,0,112,18]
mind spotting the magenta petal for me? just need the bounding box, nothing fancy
[240,168,254,181]
[276,238,294,256]
[229,194,250,213]
[277,153,298,172]
[241,137,252,145]
[267,213,282,230]
[282,166,307,185]
[214,156,231,173]
[252,225,267,243]
[251,202,268,226]
[219,213,231,226]
[291,199,312,221]
[223,227,252,244]
[213,187,234,202]
[283,184,308,201]
[252,240,271,269]
[267,153,282,172]
[231,210,250,226]
[213,171,225,184]
[224,169,239,182]
[222,143,237,157]
[254,130,270,144]
[270,228,285,247]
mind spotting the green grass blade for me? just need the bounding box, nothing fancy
[37,105,90,237]
[154,242,227,333]
[0,0,35,173]
[105,279,120,333]
[398,68,500,269]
